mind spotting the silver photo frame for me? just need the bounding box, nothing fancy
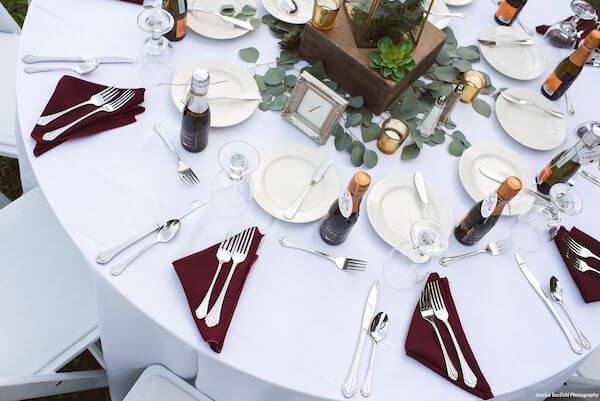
[282,71,348,145]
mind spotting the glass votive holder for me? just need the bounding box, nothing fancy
[377,118,409,154]
[460,70,486,104]
[311,0,342,31]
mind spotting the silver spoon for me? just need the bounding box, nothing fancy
[110,219,181,276]
[549,276,591,350]
[360,312,389,397]
[24,60,100,75]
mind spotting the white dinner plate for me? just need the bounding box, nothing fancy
[250,144,341,223]
[496,88,566,151]
[459,143,536,216]
[479,26,546,80]
[426,0,450,30]
[187,0,257,40]
[171,59,259,128]
[444,0,475,6]
[367,173,453,260]
[262,0,313,24]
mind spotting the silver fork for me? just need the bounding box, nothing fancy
[38,86,119,126]
[195,233,236,319]
[429,281,478,388]
[153,123,200,185]
[563,235,600,263]
[439,238,514,267]
[419,286,458,381]
[279,236,366,271]
[567,252,600,276]
[42,90,135,141]
[205,227,257,328]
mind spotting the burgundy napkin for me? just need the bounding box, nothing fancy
[31,76,145,156]
[120,0,143,3]
[173,229,264,353]
[405,273,493,400]
[554,226,600,303]
[536,17,599,50]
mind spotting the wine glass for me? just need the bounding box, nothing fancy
[544,0,598,48]
[210,141,260,218]
[509,183,583,252]
[137,7,175,85]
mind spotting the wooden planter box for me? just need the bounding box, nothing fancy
[299,10,447,114]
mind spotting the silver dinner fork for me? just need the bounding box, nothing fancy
[563,234,600,263]
[429,281,478,388]
[439,238,514,267]
[567,252,600,276]
[205,227,257,328]
[195,233,237,319]
[42,90,135,142]
[38,86,119,126]
[279,236,367,271]
[153,123,200,185]
[419,286,458,381]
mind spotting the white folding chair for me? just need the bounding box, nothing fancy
[123,365,213,401]
[0,187,106,401]
[565,348,600,389]
[0,2,21,159]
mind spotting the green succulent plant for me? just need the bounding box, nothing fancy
[369,37,416,81]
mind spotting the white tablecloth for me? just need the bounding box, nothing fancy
[15,1,600,400]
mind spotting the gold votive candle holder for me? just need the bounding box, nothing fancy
[377,118,409,154]
[311,0,342,31]
[460,70,486,104]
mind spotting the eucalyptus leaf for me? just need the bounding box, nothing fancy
[234,13,251,21]
[269,93,288,111]
[253,75,267,92]
[250,17,262,29]
[444,119,457,129]
[332,124,344,138]
[324,80,338,91]
[258,101,269,111]
[436,48,452,65]
[345,113,362,128]
[429,128,446,144]
[239,47,259,63]
[363,150,378,169]
[335,133,353,151]
[401,143,420,160]
[472,98,492,118]
[307,60,327,80]
[220,4,235,16]
[455,46,479,61]
[361,122,381,142]
[350,146,366,167]
[264,67,286,85]
[448,139,465,157]
[453,59,472,72]
[283,75,297,87]
[241,4,257,15]
[348,96,364,108]
[433,66,460,83]
[261,14,278,24]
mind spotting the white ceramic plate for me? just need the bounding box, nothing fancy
[496,88,566,150]
[187,0,257,40]
[459,143,536,216]
[250,144,340,223]
[367,173,453,257]
[262,0,313,24]
[479,26,546,80]
[444,0,475,6]
[171,59,259,128]
[426,0,450,30]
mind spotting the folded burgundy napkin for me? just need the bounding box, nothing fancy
[536,18,599,50]
[120,0,143,3]
[31,76,145,156]
[173,229,264,353]
[554,226,600,303]
[405,273,493,400]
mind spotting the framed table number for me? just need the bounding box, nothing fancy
[282,71,348,145]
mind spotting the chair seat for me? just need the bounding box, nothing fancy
[0,187,97,376]
[579,348,600,381]
[0,31,19,158]
[124,366,212,401]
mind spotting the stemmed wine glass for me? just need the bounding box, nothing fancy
[544,0,598,48]
[509,183,583,252]
[137,7,175,85]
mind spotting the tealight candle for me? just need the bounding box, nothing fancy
[377,118,409,154]
[460,70,486,104]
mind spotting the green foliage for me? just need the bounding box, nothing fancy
[221,3,260,26]
[239,47,260,63]
[369,37,416,81]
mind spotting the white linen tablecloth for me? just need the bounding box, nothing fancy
[15,1,600,400]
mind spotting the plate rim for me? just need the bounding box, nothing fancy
[261,0,313,24]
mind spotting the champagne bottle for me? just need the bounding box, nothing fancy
[319,172,371,245]
[454,176,522,246]
[180,68,210,153]
[494,0,528,26]
[536,125,600,194]
[163,0,187,41]
[541,30,600,100]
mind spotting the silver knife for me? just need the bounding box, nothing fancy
[22,55,136,64]
[514,253,582,354]
[478,39,534,47]
[188,8,254,31]
[96,200,206,264]
[580,170,600,187]
[283,160,332,220]
[342,280,380,398]
[478,167,550,202]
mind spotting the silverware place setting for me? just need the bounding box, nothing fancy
[548,276,591,350]
[42,90,135,141]
[279,236,367,271]
[563,233,600,264]
[440,238,514,267]
[25,60,101,75]
[153,123,200,185]
[500,91,564,119]
[188,7,254,30]
[22,55,136,64]
[38,86,120,126]
[360,311,389,397]
[478,38,534,47]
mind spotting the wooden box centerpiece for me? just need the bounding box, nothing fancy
[299,9,447,114]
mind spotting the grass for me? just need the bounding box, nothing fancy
[3,0,28,26]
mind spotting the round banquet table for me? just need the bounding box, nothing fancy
[15,1,600,400]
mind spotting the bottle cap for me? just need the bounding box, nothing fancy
[498,176,522,201]
[435,95,447,107]
[582,30,600,51]
[191,68,210,94]
[348,172,371,196]
[454,83,465,94]
[583,124,600,147]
